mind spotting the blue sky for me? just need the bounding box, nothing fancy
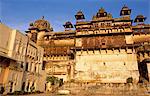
[1,0,150,32]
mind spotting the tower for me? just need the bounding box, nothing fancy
[26,22,39,43]
[75,10,85,21]
[26,16,53,43]
[134,15,146,24]
[63,21,74,31]
[96,7,107,17]
[120,5,131,16]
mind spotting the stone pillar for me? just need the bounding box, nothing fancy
[71,63,74,80]
[12,81,16,92]
[34,81,36,91]
[36,64,39,73]
[47,82,52,92]
[67,64,71,81]
[25,81,28,92]
[28,61,32,72]
[31,63,35,72]
[147,63,150,81]
[38,64,42,73]
[28,81,33,92]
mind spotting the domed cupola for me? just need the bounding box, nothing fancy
[75,10,85,20]
[134,15,146,23]
[29,16,53,32]
[63,21,73,31]
[120,5,131,16]
[96,7,107,17]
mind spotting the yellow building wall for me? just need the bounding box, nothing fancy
[24,40,46,92]
[2,61,23,93]
[54,39,74,46]
[0,23,13,55]
[133,34,150,43]
[75,49,139,83]
[147,63,150,81]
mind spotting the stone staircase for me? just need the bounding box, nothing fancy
[56,83,150,96]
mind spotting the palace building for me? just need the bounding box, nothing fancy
[0,23,45,94]
[26,5,150,84]
[1,4,150,95]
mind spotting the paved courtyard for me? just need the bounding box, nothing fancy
[19,83,150,96]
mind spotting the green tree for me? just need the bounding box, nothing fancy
[46,76,59,85]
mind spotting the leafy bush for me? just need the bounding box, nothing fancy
[46,76,59,85]
[126,77,133,83]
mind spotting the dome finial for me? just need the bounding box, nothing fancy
[42,16,44,20]
[124,4,126,7]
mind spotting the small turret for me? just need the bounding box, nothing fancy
[26,16,53,43]
[120,5,131,16]
[96,7,107,17]
[63,21,73,31]
[75,10,85,20]
[134,15,146,23]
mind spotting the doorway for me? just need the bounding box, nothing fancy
[138,61,149,82]
[9,82,13,92]
[21,82,25,91]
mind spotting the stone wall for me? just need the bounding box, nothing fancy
[75,49,139,83]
